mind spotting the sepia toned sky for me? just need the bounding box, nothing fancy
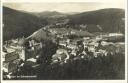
[3,0,125,13]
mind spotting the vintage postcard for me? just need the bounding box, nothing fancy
[0,0,127,83]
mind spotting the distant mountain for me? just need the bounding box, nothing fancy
[32,8,125,33]
[31,11,68,24]
[32,11,67,18]
[3,6,48,41]
[68,8,125,33]
[3,7,125,41]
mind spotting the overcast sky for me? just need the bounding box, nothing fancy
[3,0,125,13]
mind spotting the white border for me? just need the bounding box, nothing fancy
[0,0,3,82]
[125,0,128,81]
[0,0,127,83]
[1,0,124,3]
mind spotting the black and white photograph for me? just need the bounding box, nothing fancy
[1,0,126,81]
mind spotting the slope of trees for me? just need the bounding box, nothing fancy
[3,6,48,41]
[68,8,125,33]
[36,52,125,80]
